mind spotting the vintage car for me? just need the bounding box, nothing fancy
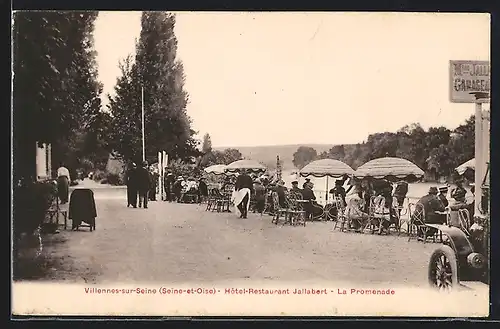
[427,165,490,290]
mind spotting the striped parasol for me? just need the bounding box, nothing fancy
[299,159,355,178]
[224,159,266,174]
[455,158,475,176]
[299,159,355,202]
[354,157,424,182]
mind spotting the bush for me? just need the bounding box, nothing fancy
[13,180,56,236]
[104,173,123,186]
[92,169,107,182]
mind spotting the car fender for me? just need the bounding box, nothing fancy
[426,224,475,259]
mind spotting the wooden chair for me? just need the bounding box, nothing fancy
[364,196,387,234]
[262,190,274,216]
[45,189,69,230]
[333,197,349,231]
[392,196,408,234]
[407,202,439,243]
[398,201,414,235]
[205,189,221,211]
[271,192,289,225]
[286,191,306,226]
[458,208,471,235]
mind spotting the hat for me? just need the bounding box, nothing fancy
[177,176,184,180]
[428,186,438,195]
[335,180,343,185]
[292,180,298,185]
[254,178,261,184]
[438,186,449,193]
[167,173,173,176]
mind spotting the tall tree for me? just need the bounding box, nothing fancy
[13,11,103,179]
[108,12,200,164]
[202,133,213,154]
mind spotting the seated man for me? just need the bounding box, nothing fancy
[291,180,302,195]
[329,180,347,207]
[184,177,199,203]
[414,186,446,238]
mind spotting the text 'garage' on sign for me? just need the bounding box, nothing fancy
[450,60,490,103]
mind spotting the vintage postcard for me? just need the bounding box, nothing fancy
[11,11,490,317]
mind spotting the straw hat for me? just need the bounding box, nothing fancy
[438,186,449,193]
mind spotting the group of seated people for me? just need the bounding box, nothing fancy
[168,175,209,203]
[412,179,476,239]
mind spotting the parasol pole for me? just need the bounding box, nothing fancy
[325,176,329,202]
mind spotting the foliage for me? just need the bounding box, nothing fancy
[292,146,318,169]
[107,12,201,166]
[13,11,106,180]
[211,148,243,165]
[293,115,475,180]
[202,133,212,154]
[168,158,201,178]
[13,180,57,236]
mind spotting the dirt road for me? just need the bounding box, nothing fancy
[18,187,444,286]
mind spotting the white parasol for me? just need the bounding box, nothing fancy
[455,158,475,176]
[204,164,227,175]
[224,159,266,174]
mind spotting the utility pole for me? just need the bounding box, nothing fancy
[141,86,145,162]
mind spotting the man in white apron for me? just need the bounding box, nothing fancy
[234,169,254,219]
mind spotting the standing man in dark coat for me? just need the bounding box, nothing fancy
[126,162,138,208]
[235,169,254,219]
[136,161,152,209]
[164,171,174,202]
[394,180,409,209]
[276,180,287,208]
[149,168,159,201]
[301,182,316,220]
[198,177,208,203]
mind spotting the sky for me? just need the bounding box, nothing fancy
[93,12,490,148]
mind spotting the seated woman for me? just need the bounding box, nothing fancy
[344,193,369,231]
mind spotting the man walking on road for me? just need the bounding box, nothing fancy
[136,161,152,209]
[235,169,254,219]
